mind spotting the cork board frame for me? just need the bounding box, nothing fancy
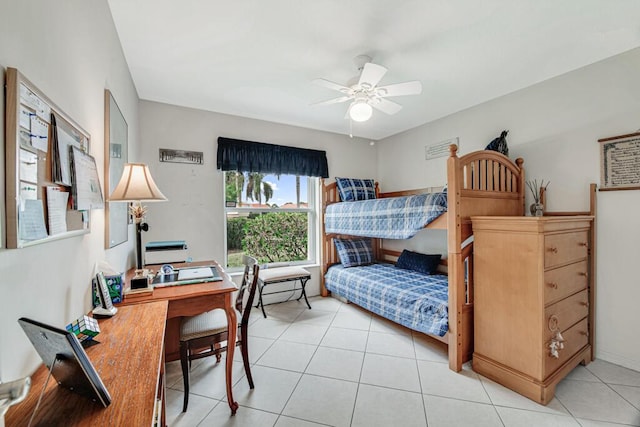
[4,67,91,248]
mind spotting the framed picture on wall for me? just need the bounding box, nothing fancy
[104,90,129,248]
[159,148,203,165]
[599,131,640,191]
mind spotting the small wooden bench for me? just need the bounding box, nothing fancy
[255,266,311,318]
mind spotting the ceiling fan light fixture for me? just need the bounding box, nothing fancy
[349,101,373,122]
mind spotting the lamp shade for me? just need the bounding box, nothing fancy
[109,163,167,202]
[349,101,373,122]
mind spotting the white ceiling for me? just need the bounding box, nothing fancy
[107,0,640,141]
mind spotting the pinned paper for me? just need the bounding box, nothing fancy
[19,105,32,129]
[20,83,51,120]
[19,199,48,241]
[30,115,49,152]
[46,186,69,235]
[19,149,38,183]
[19,181,38,211]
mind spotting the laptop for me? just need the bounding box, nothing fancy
[152,266,222,288]
[177,266,215,281]
[18,317,111,407]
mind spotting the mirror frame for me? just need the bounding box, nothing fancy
[104,89,129,248]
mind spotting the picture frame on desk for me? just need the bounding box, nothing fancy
[130,275,151,290]
[18,317,112,407]
[123,269,153,297]
[93,272,118,317]
[92,273,123,306]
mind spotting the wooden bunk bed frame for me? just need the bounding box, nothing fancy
[320,145,525,372]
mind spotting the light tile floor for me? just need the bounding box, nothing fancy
[164,296,640,427]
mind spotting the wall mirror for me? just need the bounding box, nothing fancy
[104,90,129,248]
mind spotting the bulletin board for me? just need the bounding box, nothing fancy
[5,67,103,248]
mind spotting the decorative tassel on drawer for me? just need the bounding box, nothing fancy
[549,331,565,358]
[547,314,565,358]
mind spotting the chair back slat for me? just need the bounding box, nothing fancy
[236,255,259,325]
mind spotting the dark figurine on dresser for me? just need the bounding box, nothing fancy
[486,130,509,156]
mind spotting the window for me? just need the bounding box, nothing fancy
[224,172,317,269]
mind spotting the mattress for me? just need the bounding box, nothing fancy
[324,192,447,239]
[325,263,449,336]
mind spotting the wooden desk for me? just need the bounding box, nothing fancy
[6,302,167,427]
[120,260,239,414]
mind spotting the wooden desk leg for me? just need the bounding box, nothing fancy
[224,293,239,415]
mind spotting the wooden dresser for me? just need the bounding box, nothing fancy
[471,216,594,405]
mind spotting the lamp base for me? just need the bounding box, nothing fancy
[136,222,149,270]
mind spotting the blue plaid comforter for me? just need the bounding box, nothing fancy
[325,193,447,239]
[325,263,449,337]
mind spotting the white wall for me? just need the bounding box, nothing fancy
[138,100,377,297]
[0,1,139,381]
[378,47,640,370]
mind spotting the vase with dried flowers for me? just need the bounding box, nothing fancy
[526,179,550,217]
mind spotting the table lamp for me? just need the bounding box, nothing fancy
[109,163,167,271]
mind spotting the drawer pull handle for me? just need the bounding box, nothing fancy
[580,301,590,308]
[579,272,588,277]
[580,330,590,338]
[578,242,588,247]
[547,282,558,289]
[548,315,559,332]
[548,247,558,254]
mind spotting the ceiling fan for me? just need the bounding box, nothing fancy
[312,55,422,122]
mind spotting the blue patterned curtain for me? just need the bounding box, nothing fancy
[217,137,329,178]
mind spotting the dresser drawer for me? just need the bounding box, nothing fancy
[545,231,589,268]
[544,290,589,342]
[544,318,589,378]
[544,261,588,306]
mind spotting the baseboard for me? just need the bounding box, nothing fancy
[596,349,640,372]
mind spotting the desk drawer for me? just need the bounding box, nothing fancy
[544,261,588,306]
[545,231,588,268]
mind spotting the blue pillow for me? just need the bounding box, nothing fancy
[335,177,376,202]
[431,190,448,209]
[396,250,441,275]
[334,238,374,268]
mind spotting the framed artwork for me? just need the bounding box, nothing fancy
[159,148,203,165]
[104,90,129,248]
[599,131,640,191]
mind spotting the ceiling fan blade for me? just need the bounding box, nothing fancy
[376,81,422,97]
[371,98,402,115]
[358,62,387,87]
[311,96,352,106]
[312,78,351,94]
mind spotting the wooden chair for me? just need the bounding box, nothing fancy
[179,255,259,412]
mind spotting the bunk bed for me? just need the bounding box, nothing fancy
[320,145,525,372]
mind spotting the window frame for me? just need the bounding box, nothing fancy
[223,174,318,271]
